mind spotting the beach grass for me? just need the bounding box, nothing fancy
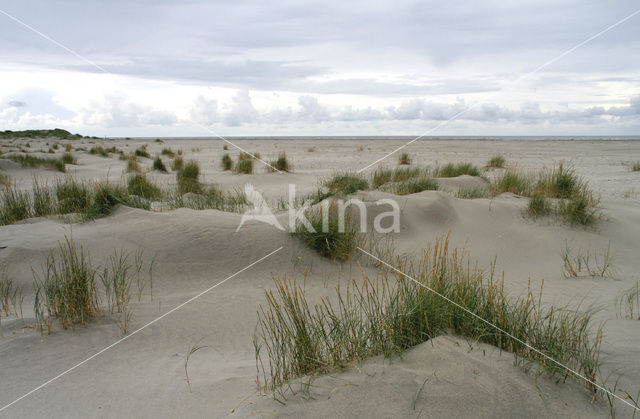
[486,154,506,168]
[177,160,202,194]
[221,153,233,171]
[292,200,358,261]
[152,156,167,172]
[321,172,368,197]
[172,156,184,171]
[398,152,412,165]
[255,234,603,396]
[433,162,481,177]
[268,152,291,172]
[128,173,162,199]
[3,154,67,172]
[234,153,254,174]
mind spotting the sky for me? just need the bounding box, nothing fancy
[0,0,639,137]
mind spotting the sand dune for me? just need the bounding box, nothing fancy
[1,137,639,417]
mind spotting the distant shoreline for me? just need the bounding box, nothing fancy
[120,135,640,141]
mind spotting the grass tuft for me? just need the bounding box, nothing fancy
[152,156,167,172]
[269,152,291,172]
[292,200,358,261]
[134,145,150,158]
[3,154,66,172]
[433,162,481,177]
[234,153,254,174]
[221,153,233,171]
[486,154,506,168]
[127,173,162,199]
[398,152,412,165]
[177,161,202,194]
[321,172,368,197]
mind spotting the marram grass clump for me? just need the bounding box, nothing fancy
[234,153,254,174]
[221,153,233,171]
[255,234,603,396]
[177,160,202,194]
[268,152,291,172]
[486,154,506,168]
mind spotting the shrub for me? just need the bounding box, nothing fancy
[486,154,506,168]
[152,156,167,172]
[292,200,357,261]
[172,156,184,171]
[234,153,253,174]
[398,152,411,165]
[56,178,91,214]
[127,174,162,199]
[255,235,602,393]
[268,152,291,172]
[221,154,233,171]
[177,161,201,194]
[433,162,481,177]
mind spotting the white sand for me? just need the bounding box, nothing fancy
[1,137,639,417]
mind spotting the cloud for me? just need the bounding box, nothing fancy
[222,91,259,126]
[190,95,219,125]
[80,94,177,127]
[7,100,26,107]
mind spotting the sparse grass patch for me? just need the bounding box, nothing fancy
[527,194,551,217]
[321,172,368,197]
[152,156,167,172]
[491,169,535,196]
[433,162,481,178]
[177,161,202,194]
[3,154,66,172]
[221,153,233,171]
[126,156,141,173]
[223,144,228,151]
[89,145,117,157]
[268,152,291,172]
[127,173,162,199]
[33,237,100,331]
[161,147,175,157]
[372,167,424,188]
[457,186,490,199]
[486,154,506,168]
[56,177,91,214]
[255,235,603,395]
[61,152,76,165]
[398,152,411,165]
[0,183,31,224]
[134,145,150,158]
[561,241,615,279]
[0,173,10,186]
[618,281,639,320]
[379,177,438,195]
[0,268,23,323]
[32,177,55,217]
[292,200,358,261]
[234,153,254,174]
[172,156,184,171]
[632,162,640,172]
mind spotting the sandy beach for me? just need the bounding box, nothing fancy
[0,136,639,417]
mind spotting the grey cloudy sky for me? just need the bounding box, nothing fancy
[0,0,639,136]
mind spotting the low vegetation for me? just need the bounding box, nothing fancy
[0,268,23,325]
[632,162,640,172]
[457,186,490,199]
[161,147,175,157]
[486,154,506,168]
[561,242,615,279]
[0,129,81,140]
[234,152,254,174]
[177,161,202,194]
[128,173,162,199]
[134,145,150,158]
[379,177,438,195]
[321,172,368,197]
[171,156,184,171]
[2,154,67,172]
[268,152,292,172]
[126,156,141,173]
[152,156,167,172]
[291,200,358,261]
[618,281,639,320]
[89,145,118,157]
[433,162,481,177]
[221,154,233,171]
[33,236,153,335]
[398,152,412,165]
[492,163,599,225]
[255,235,603,397]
